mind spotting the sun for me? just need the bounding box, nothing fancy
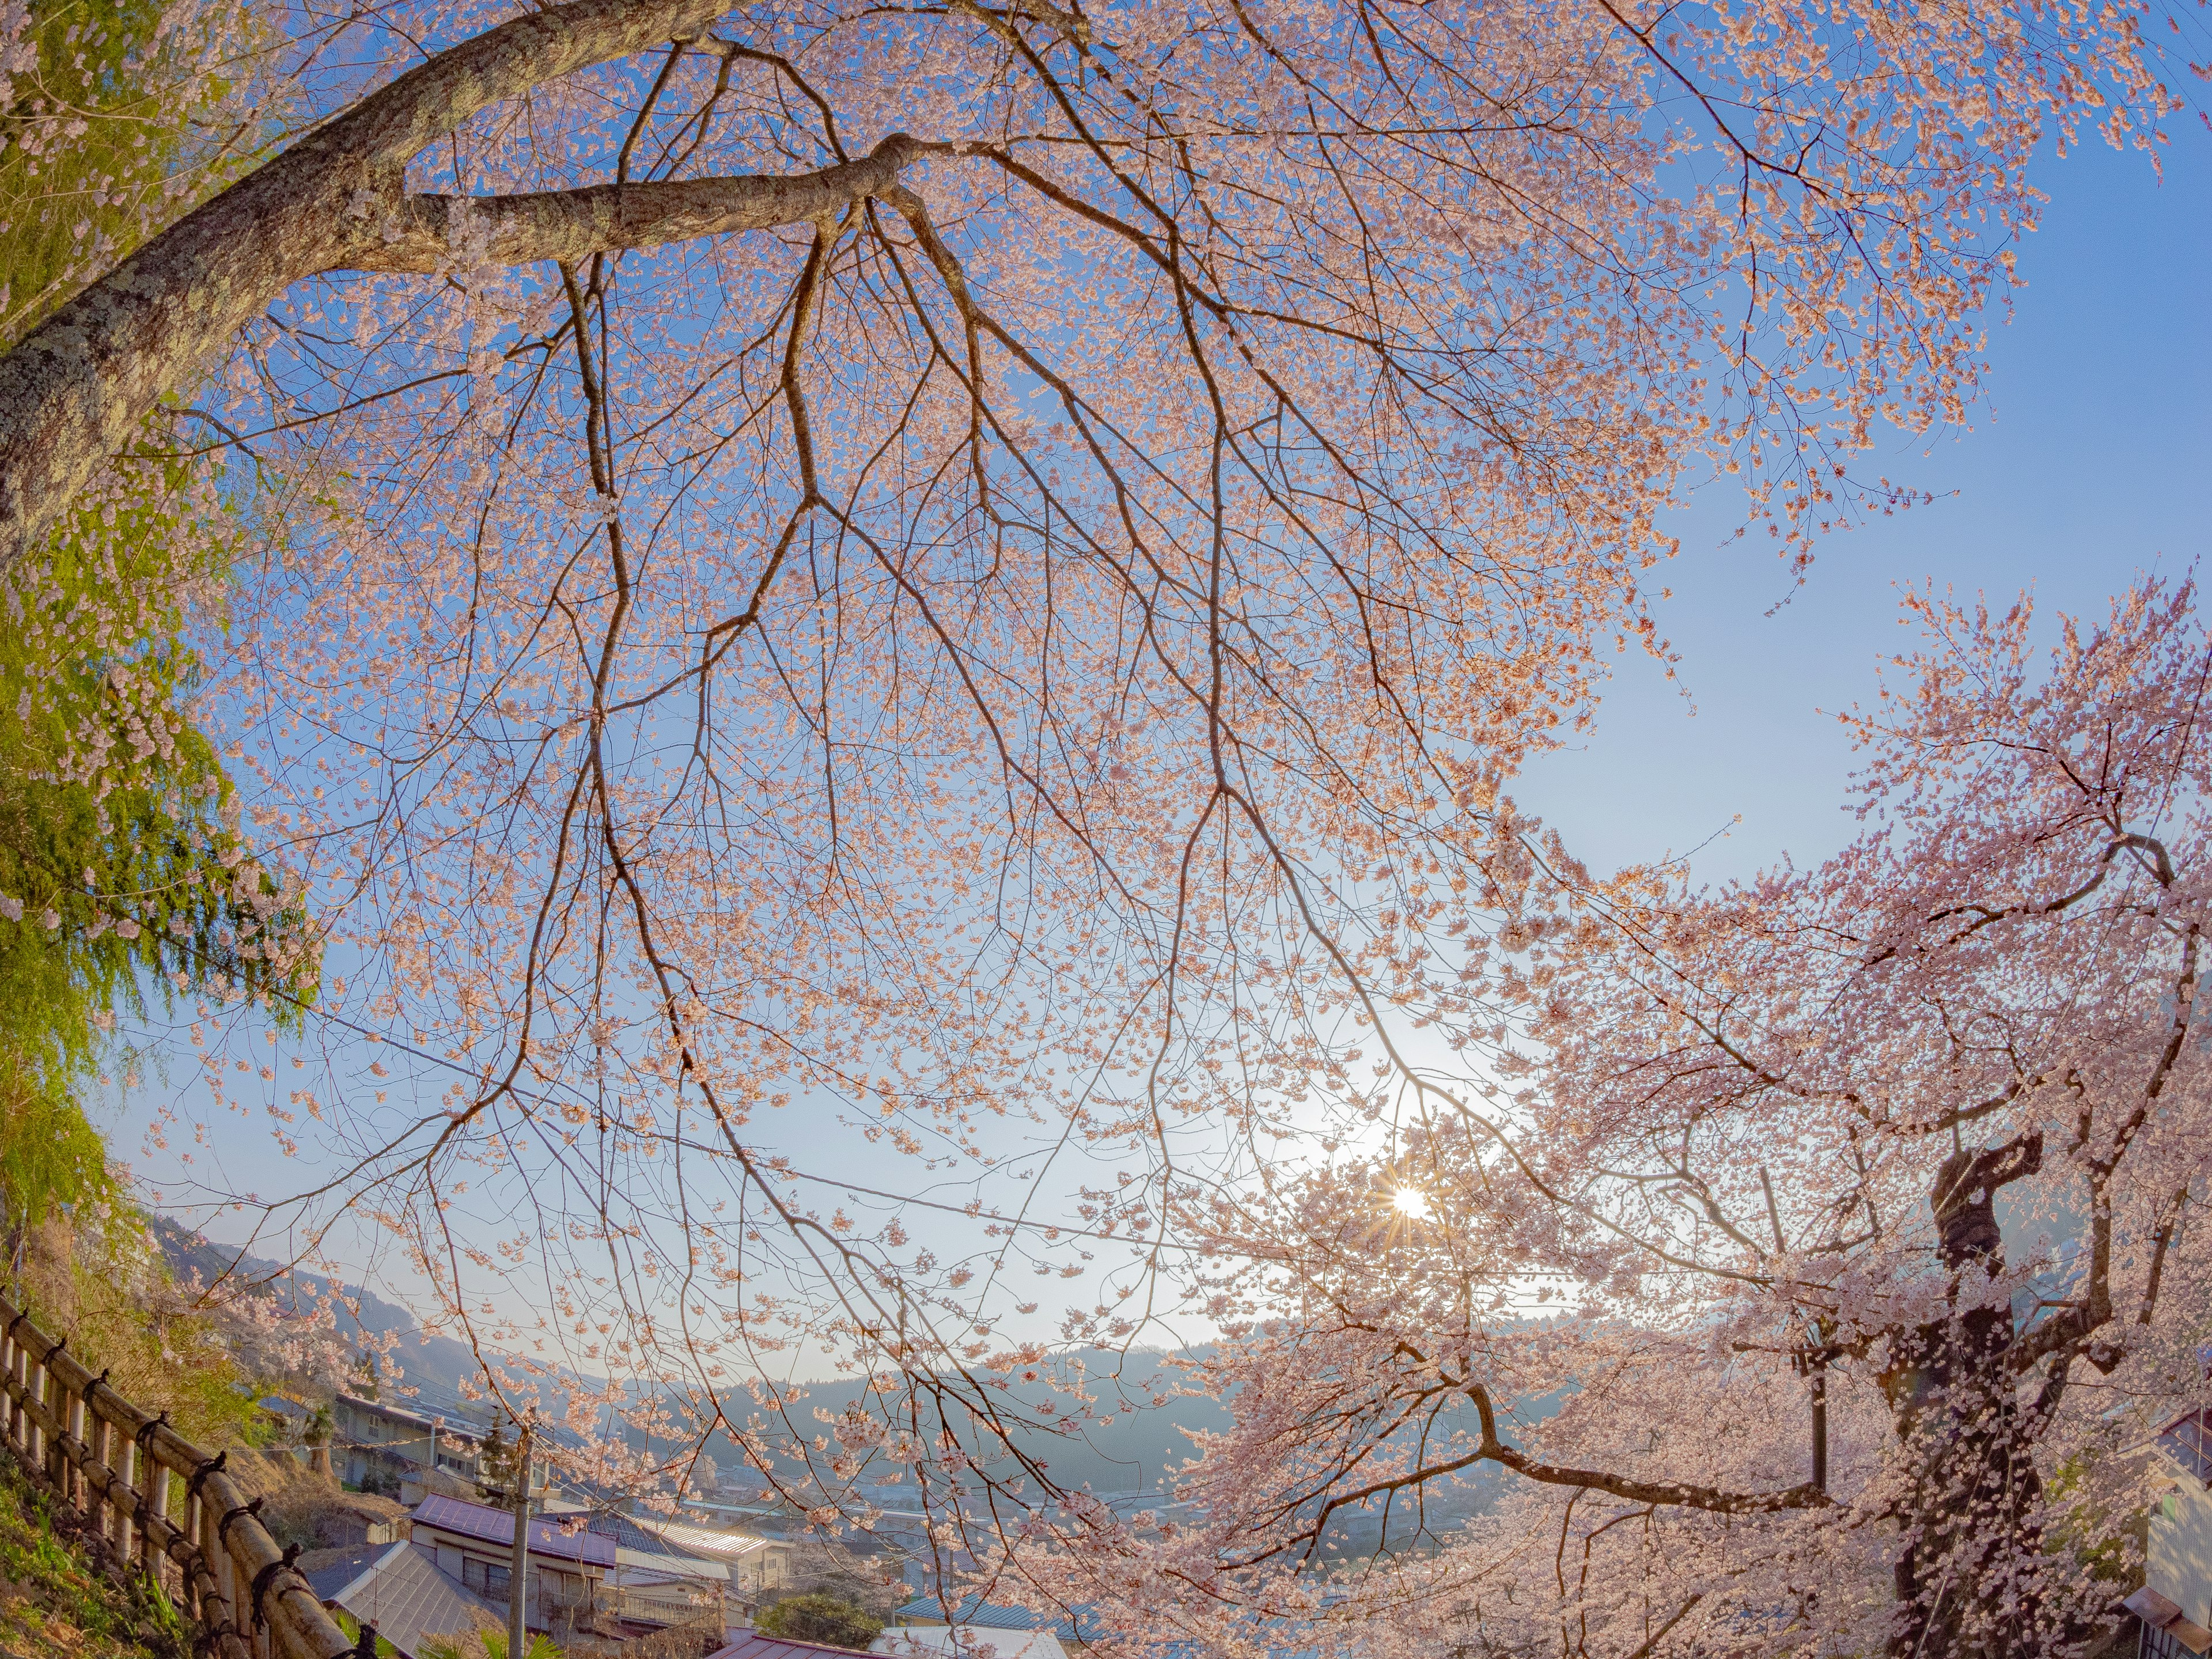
[1391,1185,1433,1221]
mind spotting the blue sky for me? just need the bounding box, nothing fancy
[1517,124,2212,882]
[122,117,2212,1352]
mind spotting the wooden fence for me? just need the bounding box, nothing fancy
[0,1290,356,1659]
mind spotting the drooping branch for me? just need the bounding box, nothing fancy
[1465,1382,1833,1515]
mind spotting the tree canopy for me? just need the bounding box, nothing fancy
[1046,579,2212,1657]
[758,1593,886,1649]
[0,0,2198,1651]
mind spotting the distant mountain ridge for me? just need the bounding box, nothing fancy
[146,1215,493,1420]
[145,1218,1499,1551]
[149,1218,1249,1496]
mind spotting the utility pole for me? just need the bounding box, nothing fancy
[1809,1316,1830,1495]
[1810,1355,1828,1493]
[507,1419,534,1659]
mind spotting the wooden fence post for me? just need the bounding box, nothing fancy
[0,1293,351,1659]
[86,1386,108,1539]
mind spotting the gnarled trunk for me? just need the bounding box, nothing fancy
[1883,1135,2052,1659]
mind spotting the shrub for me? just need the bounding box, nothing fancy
[756,1594,885,1651]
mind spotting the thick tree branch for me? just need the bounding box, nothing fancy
[355,138,944,272]
[0,0,952,566]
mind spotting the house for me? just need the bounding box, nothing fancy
[631,1513,795,1605]
[335,1393,485,1501]
[303,1539,503,1659]
[271,1486,407,1550]
[408,1492,739,1637]
[408,1492,615,1632]
[2137,1408,2212,1657]
[577,1505,747,1629]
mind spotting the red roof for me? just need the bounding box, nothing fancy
[410,1494,618,1566]
[709,1634,874,1659]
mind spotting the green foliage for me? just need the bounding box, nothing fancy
[0,0,312,1466]
[756,1594,887,1650]
[419,1629,566,1659]
[0,0,217,346]
[0,1451,193,1658]
[478,1419,522,1502]
[2044,1448,2148,1590]
[0,0,312,1240]
[0,472,318,1231]
[330,1607,404,1659]
[351,1351,386,1403]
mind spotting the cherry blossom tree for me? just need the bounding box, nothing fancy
[1055,579,2212,1657]
[0,0,2190,1590]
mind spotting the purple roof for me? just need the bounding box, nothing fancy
[411,1494,618,1566]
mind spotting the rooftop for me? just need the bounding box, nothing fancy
[632,1516,775,1560]
[410,1494,619,1567]
[711,1634,878,1659]
[879,1627,1070,1659]
[895,1596,1107,1645]
[301,1544,392,1603]
[306,1541,502,1658]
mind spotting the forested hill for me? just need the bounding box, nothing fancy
[721,1351,1237,1501]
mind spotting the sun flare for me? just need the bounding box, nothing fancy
[1392,1186,1432,1221]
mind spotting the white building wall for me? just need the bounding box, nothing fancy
[2150,1472,2212,1627]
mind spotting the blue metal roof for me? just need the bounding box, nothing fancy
[897,1595,1109,1644]
[585,1510,692,1556]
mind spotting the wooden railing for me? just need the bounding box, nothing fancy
[0,1290,354,1659]
[606,1579,725,1624]
[542,1575,725,1633]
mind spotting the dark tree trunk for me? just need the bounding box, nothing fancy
[1883,1135,2053,1659]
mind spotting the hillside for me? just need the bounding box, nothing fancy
[721,1350,1234,1499]
[0,1455,191,1659]
[149,1218,1237,1484]
[148,1215,493,1418]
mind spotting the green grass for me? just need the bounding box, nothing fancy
[0,1452,192,1659]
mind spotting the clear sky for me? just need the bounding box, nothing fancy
[1516,124,2212,884]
